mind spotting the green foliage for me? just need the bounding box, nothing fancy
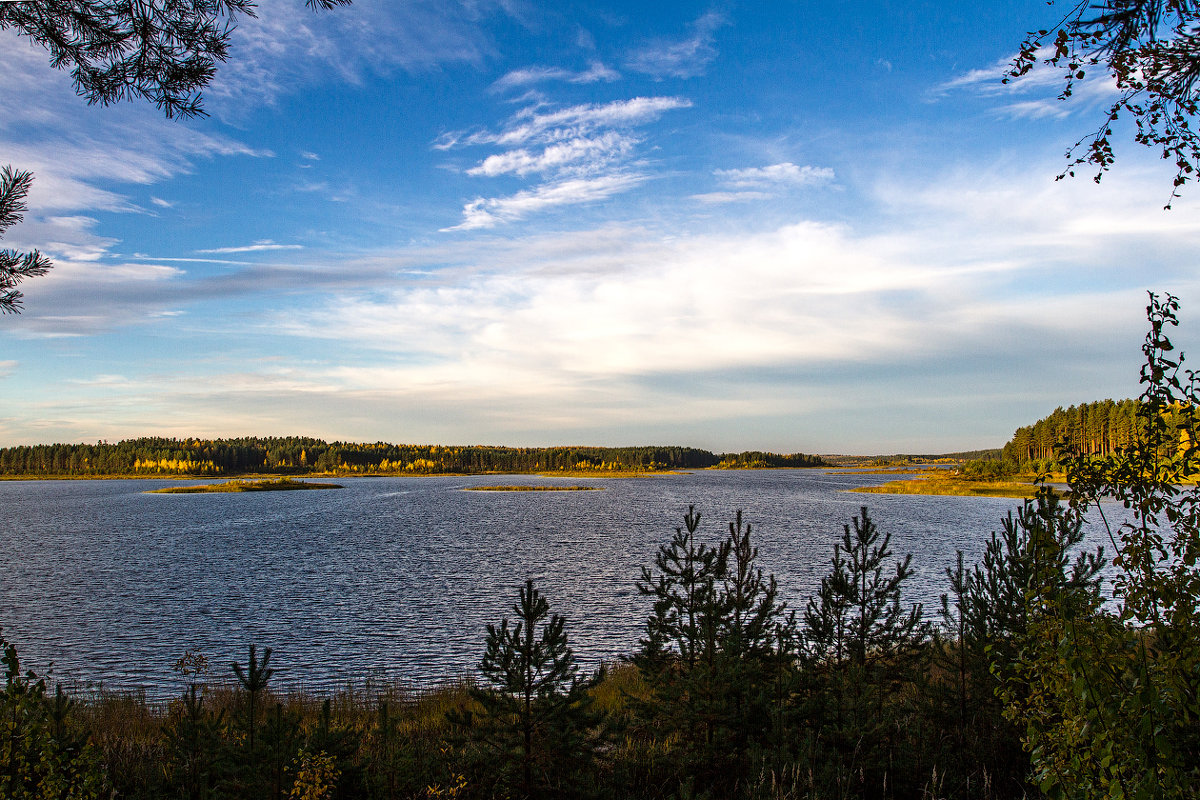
[801,506,929,798]
[0,166,53,315]
[0,631,107,799]
[959,458,1022,480]
[935,494,1105,799]
[456,579,598,799]
[633,507,795,796]
[1001,292,1200,800]
[1003,398,1145,465]
[714,451,826,469]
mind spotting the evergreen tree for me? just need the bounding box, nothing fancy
[460,579,596,799]
[802,506,928,799]
[226,644,276,798]
[932,494,1104,799]
[633,506,795,795]
[0,167,52,315]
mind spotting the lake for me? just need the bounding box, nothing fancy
[0,470,1113,696]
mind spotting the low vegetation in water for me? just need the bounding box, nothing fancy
[146,478,342,494]
[851,475,1048,498]
[463,485,603,491]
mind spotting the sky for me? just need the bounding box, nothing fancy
[2,0,1200,455]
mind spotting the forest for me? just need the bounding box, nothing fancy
[0,439,825,478]
[1001,399,1147,463]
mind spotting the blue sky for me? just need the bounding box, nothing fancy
[3,0,1200,454]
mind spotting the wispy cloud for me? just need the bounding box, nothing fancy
[205,0,505,113]
[444,174,645,231]
[9,163,1200,450]
[466,131,636,177]
[445,96,692,150]
[714,163,835,188]
[625,11,727,79]
[0,31,272,271]
[440,96,690,228]
[196,240,304,254]
[490,62,620,92]
[691,191,773,204]
[935,49,1118,119]
[693,162,834,204]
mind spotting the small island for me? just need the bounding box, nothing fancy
[146,478,343,494]
[463,485,603,492]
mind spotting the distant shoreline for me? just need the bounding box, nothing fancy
[0,466,830,481]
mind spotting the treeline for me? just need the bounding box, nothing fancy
[0,497,1089,800]
[0,437,826,477]
[997,398,1193,464]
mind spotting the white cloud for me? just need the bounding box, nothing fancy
[490,61,619,92]
[444,174,645,231]
[692,163,834,204]
[196,241,305,254]
[8,161,1200,451]
[0,29,273,274]
[466,132,636,177]
[690,191,773,204]
[936,49,1118,119]
[442,96,690,229]
[626,11,727,79]
[714,163,835,189]
[455,96,692,149]
[204,0,503,113]
[0,361,16,378]
[268,160,1200,426]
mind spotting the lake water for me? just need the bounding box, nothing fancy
[0,470,1115,696]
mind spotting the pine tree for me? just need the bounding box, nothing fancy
[463,579,596,799]
[802,506,928,799]
[633,507,795,794]
[0,167,52,315]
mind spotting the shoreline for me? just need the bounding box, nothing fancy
[0,466,836,481]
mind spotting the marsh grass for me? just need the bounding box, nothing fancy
[146,478,343,494]
[851,476,1050,499]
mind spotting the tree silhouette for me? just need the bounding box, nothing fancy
[0,167,52,314]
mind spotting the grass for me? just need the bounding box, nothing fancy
[463,485,603,492]
[146,478,343,494]
[851,475,1054,499]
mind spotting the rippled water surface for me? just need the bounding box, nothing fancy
[1,471,1112,694]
